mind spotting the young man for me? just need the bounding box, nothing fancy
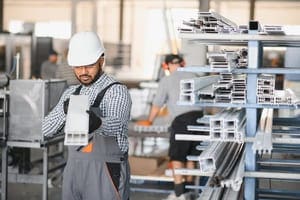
[42,31,132,200]
[40,49,58,79]
[137,54,203,200]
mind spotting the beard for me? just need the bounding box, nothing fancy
[75,70,102,86]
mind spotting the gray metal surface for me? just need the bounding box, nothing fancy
[9,80,66,142]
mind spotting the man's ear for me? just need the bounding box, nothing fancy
[99,57,105,68]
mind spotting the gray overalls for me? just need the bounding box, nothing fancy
[62,83,130,200]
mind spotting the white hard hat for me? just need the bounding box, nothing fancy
[67,31,105,67]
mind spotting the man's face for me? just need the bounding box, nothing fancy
[73,58,103,85]
[49,54,58,64]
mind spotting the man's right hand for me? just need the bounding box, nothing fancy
[136,120,152,126]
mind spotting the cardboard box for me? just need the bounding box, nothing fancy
[129,156,167,175]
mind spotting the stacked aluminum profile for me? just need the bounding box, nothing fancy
[232,74,247,103]
[186,108,245,142]
[179,73,247,104]
[263,25,285,35]
[64,95,89,146]
[207,51,238,71]
[257,74,275,104]
[214,73,233,103]
[198,142,231,173]
[179,75,219,105]
[213,73,247,104]
[237,48,248,68]
[209,108,245,142]
[179,11,238,33]
[220,153,245,192]
[257,74,298,105]
[196,142,244,192]
[252,109,273,154]
[187,115,211,136]
[207,49,248,71]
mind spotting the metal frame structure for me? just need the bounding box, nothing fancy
[6,136,65,200]
[0,88,8,200]
[177,31,300,200]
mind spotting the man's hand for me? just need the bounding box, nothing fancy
[136,120,152,126]
[63,99,70,114]
[87,110,102,133]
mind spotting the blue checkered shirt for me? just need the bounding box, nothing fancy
[42,73,132,152]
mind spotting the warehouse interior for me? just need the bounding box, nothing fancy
[0,0,300,200]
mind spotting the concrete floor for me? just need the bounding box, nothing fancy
[7,182,170,200]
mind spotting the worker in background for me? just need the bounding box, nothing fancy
[40,49,58,79]
[137,54,203,200]
[56,48,79,86]
[42,31,132,200]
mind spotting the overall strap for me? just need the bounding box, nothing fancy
[91,82,122,107]
[72,85,83,95]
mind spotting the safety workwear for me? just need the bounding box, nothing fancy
[62,81,129,200]
[67,31,105,67]
[87,110,102,133]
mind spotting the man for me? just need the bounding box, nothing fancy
[42,31,132,200]
[137,54,203,200]
[40,49,58,79]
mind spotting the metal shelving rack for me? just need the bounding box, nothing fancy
[177,32,300,200]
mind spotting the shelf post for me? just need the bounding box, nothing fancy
[245,39,262,200]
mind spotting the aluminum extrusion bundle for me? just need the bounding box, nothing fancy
[179,75,219,105]
[263,25,285,35]
[207,51,239,71]
[209,108,246,142]
[198,142,232,172]
[220,152,245,191]
[257,74,298,105]
[210,143,244,187]
[179,11,238,34]
[198,84,215,102]
[252,108,273,154]
[232,74,247,103]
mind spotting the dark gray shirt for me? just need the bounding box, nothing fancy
[41,60,58,79]
[153,70,202,121]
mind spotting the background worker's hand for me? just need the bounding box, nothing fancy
[87,110,102,133]
[136,120,152,126]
